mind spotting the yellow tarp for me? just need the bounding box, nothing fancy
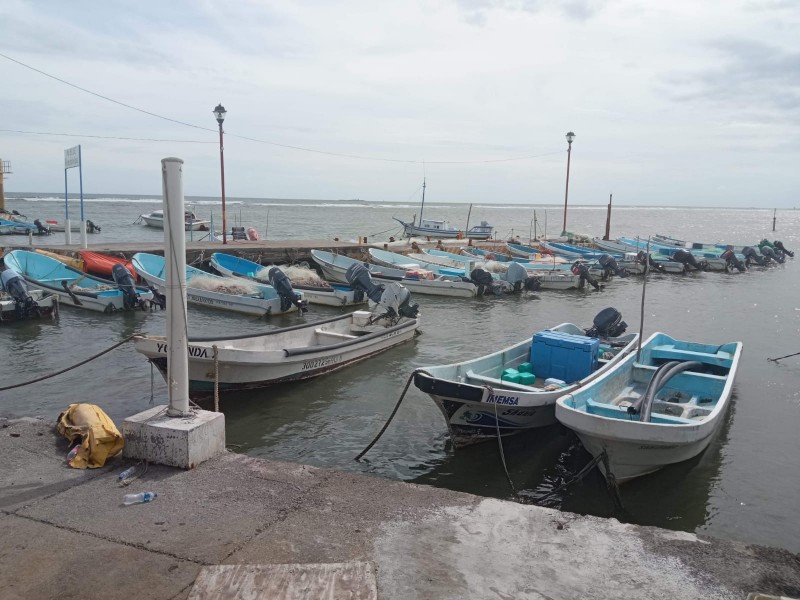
[57,403,124,469]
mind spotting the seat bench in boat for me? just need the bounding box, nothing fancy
[649,345,733,368]
[314,328,358,340]
[585,398,706,424]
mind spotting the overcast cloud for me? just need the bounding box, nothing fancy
[1,0,798,206]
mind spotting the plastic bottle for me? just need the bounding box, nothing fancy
[66,444,80,462]
[123,492,157,505]
[118,466,137,481]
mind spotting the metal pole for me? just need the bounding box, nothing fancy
[79,145,87,249]
[772,209,776,232]
[162,157,190,417]
[64,169,71,245]
[219,123,227,245]
[562,140,572,236]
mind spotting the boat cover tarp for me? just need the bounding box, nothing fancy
[57,403,124,469]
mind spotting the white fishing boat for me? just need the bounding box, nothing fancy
[0,288,58,322]
[311,249,478,298]
[413,308,639,446]
[393,179,494,240]
[210,252,365,307]
[138,209,210,231]
[132,252,304,317]
[133,308,419,396]
[555,332,743,483]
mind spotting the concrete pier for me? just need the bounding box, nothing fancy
[2,417,798,600]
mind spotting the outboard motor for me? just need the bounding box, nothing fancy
[774,240,794,258]
[760,245,784,264]
[470,267,496,296]
[741,246,765,266]
[267,267,307,313]
[598,254,628,279]
[635,250,666,273]
[571,261,600,291]
[720,247,746,272]
[86,219,101,233]
[671,249,706,271]
[584,307,627,339]
[33,219,51,235]
[1,268,40,319]
[503,262,541,293]
[346,263,418,324]
[112,263,145,311]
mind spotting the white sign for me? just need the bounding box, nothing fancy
[64,146,80,169]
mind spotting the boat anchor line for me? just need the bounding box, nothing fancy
[354,367,432,462]
[0,335,135,392]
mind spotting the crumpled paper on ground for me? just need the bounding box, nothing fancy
[57,403,124,469]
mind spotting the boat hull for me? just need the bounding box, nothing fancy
[0,291,58,322]
[141,216,210,231]
[134,314,419,395]
[555,332,742,483]
[414,325,639,446]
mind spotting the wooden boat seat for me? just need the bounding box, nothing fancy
[314,328,357,340]
[650,345,733,368]
[465,370,538,392]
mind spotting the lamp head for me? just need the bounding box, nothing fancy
[213,104,227,125]
[566,131,576,144]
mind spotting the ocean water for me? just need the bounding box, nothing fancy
[1,193,799,554]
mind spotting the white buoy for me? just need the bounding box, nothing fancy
[162,157,190,417]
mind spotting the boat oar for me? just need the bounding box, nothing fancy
[61,280,83,306]
[767,351,800,362]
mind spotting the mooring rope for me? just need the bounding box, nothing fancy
[487,384,520,498]
[0,335,136,392]
[212,344,220,413]
[354,368,428,461]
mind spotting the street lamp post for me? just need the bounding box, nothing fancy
[562,131,575,237]
[213,104,227,245]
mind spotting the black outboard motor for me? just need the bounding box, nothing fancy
[345,263,418,323]
[741,246,766,266]
[760,245,784,264]
[720,247,746,272]
[86,219,101,233]
[671,249,706,271]
[584,307,627,339]
[33,219,51,235]
[598,254,628,279]
[3,271,40,319]
[502,262,541,293]
[636,250,666,273]
[112,263,144,310]
[346,263,385,304]
[774,240,794,258]
[571,261,600,291]
[470,267,496,296]
[267,267,307,313]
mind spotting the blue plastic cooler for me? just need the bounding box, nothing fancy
[530,331,599,383]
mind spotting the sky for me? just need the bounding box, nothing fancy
[1,0,798,207]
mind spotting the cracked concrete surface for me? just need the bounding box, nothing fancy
[1,416,798,600]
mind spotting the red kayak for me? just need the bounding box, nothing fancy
[79,251,136,279]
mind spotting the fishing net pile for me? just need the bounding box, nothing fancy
[189,275,260,296]
[477,260,508,273]
[282,265,328,286]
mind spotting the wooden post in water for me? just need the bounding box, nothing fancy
[772,209,777,232]
[603,194,613,240]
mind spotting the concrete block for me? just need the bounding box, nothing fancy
[123,405,225,469]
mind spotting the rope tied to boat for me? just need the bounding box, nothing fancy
[212,344,220,412]
[486,384,520,499]
[0,335,136,392]
[354,368,430,462]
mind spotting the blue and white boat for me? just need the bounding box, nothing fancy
[413,309,639,446]
[311,249,478,298]
[209,252,365,307]
[555,332,743,483]
[132,252,302,317]
[3,249,154,313]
